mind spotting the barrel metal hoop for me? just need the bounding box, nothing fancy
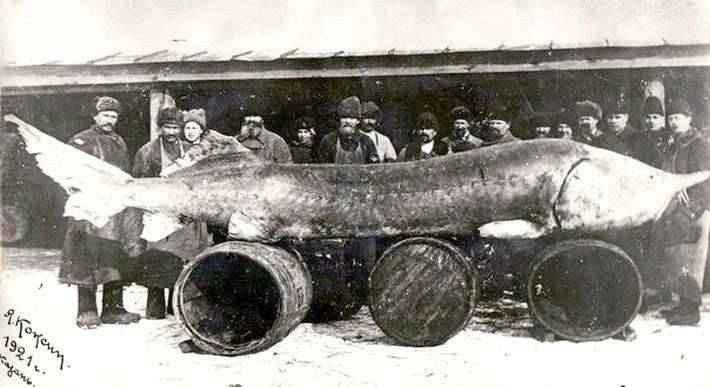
[173,241,310,355]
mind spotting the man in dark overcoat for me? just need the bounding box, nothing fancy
[133,107,212,319]
[442,106,483,152]
[596,95,641,157]
[318,96,379,164]
[573,100,604,146]
[650,98,710,325]
[398,112,451,161]
[61,96,142,328]
[480,105,521,146]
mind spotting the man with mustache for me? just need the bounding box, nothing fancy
[573,100,604,146]
[61,96,142,328]
[133,107,187,177]
[314,96,380,319]
[399,112,451,161]
[649,98,710,325]
[480,105,521,147]
[236,98,292,164]
[133,107,210,319]
[317,96,379,164]
[441,106,483,153]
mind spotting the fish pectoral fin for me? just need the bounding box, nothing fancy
[227,211,277,243]
[141,212,185,242]
[478,220,550,239]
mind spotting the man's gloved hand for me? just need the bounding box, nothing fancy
[125,239,146,258]
[660,209,701,245]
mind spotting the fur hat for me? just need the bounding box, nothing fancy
[294,116,315,130]
[486,104,514,123]
[416,112,439,130]
[532,111,555,128]
[362,101,381,120]
[641,96,664,116]
[338,96,361,119]
[291,116,316,137]
[667,98,692,117]
[182,108,206,129]
[94,96,122,115]
[604,94,631,115]
[450,106,472,123]
[157,107,183,127]
[240,95,267,118]
[575,100,602,120]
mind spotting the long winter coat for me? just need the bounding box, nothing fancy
[646,127,710,303]
[59,126,141,285]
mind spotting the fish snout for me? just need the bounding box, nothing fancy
[553,158,708,233]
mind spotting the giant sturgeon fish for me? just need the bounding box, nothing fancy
[5,114,709,243]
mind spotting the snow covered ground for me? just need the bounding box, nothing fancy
[1,247,709,387]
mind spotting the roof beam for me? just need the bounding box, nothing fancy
[3,45,710,93]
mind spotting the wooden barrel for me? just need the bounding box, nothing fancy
[173,241,312,356]
[0,205,30,245]
[368,237,478,346]
[527,239,642,342]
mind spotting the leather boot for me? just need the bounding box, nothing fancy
[166,288,175,316]
[146,287,166,320]
[76,286,101,328]
[101,282,141,324]
[612,326,637,341]
[662,299,701,326]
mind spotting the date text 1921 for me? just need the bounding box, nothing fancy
[4,309,65,371]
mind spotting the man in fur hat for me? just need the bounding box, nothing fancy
[237,97,292,163]
[632,96,670,168]
[442,106,483,152]
[574,100,604,146]
[316,96,379,316]
[133,107,212,319]
[480,105,521,146]
[532,112,554,139]
[399,112,451,161]
[61,96,142,328]
[360,101,397,162]
[317,96,379,164]
[648,98,710,325]
[596,95,641,157]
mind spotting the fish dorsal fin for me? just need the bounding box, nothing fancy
[164,152,263,178]
[160,135,260,177]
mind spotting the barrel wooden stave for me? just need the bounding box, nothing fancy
[527,239,642,342]
[369,237,478,346]
[173,241,312,356]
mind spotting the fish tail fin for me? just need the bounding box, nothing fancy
[4,114,133,227]
[653,170,710,221]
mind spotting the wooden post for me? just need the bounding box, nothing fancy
[150,88,175,140]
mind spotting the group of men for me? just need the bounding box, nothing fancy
[59,92,709,330]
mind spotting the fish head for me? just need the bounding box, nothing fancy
[554,147,709,233]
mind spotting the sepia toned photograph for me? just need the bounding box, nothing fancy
[1,0,710,386]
